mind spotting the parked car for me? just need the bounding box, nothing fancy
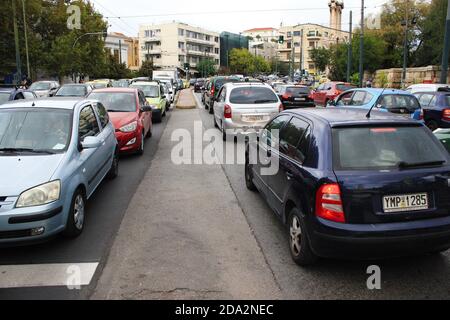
[278,85,315,109]
[414,89,450,131]
[0,98,118,244]
[112,79,130,88]
[270,81,287,94]
[87,88,152,155]
[406,83,450,94]
[0,86,37,105]
[245,108,450,265]
[205,76,240,114]
[130,81,167,123]
[162,83,173,110]
[434,128,450,153]
[330,88,422,120]
[213,82,282,141]
[29,81,60,97]
[55,84,93,97]
[194,79,205,93]
[87,79,112,89]
[312,82,356,107]
[202,79,210,105]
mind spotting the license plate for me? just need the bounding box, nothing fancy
[242,115,265,122]
[295,98,306,101]
[382,193,429,213]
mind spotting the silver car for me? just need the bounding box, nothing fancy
[29,81,60,97]
[213,82,282,140]
[0,98,118,244]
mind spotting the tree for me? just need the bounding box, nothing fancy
[310,47,331,73]
[138,59,154,78]
[197,59,217,77]
[229,48,271,75]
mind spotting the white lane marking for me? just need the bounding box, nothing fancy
[0,262,99,289]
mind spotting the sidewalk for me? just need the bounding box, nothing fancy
[92,106,281,299]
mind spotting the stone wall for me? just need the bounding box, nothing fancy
[370,66,450,88]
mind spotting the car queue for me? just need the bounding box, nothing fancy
[0,77,173,245]
[195,75,450,265]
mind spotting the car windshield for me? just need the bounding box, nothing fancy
[0,108,72,153]
[56,85,86,97]
[130,84,159,98]
[378,94,420,111]
[215,78,239,90]
[333,126,448,170]
[29,82,51,90]
[0,93,10,105]
[336,84,356,91]
[442,95,450,107]
[93,83,107,89]
[286,87,309,95]
[230,87,278,104]
[89,92,136,112]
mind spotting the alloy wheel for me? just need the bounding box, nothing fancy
[290,216,302,256]
[73,194,85,231]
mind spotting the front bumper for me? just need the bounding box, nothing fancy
[309,216,450,259]
[0,199,67,244]
[115,130,141,153]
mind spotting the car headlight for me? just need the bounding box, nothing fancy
[119,121,138,133]
[16,180,61,208]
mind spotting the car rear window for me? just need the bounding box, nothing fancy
[286,87,309,95]
[443,95,450,107]
[214,78,239,90]
[378,94,420,112]
[230,87,279,104]
[336,84,356,91]
[333,126,448,170]
[88,92,136,112]
[0,93,10,105]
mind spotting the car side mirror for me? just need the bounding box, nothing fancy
[141,105,152,112]
[81,136,102,149]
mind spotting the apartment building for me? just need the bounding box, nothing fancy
[139,22,220,75]
[277,0,349,75]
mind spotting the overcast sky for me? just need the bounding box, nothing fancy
[90,0,390,36]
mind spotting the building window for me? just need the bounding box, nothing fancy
[293,31,301,36]
[179,55,185,62]
[144,30,150,38]
[178,29,184,36]
[206,35,210,41]
[214,48,219,54]
[215,59,219,64]
[214,37,219,42]
[309,64,315,70]
[294,42,300,47]
[309,41,315,48]
[287,32,292,38]
[178,42,185,50]
[287,41,292,49]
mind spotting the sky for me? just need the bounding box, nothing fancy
[90,0,390,37]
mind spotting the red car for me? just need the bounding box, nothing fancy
[88,88,153,155]
[312,82,356,106]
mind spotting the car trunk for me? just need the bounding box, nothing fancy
[283,88,312,104]
[231,103,279,128]
[334,169,450,224]
[332,125,450,224]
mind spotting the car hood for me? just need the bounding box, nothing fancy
[0,154,65,196]
[108,112,138,130]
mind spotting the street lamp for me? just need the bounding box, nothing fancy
[72,31,108,49]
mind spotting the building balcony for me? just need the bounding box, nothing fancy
[278,48,292,52]
[185,37,219,46]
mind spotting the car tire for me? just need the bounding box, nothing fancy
[426,120,439,132]
[107,150,119,179]
[209,103,214,114]
[153,113,162,123]
[288,208,318,266]
[245,160,257,191]
[137,133,145,156]
[62,189,86,238]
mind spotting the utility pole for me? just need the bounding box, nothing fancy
[290,42,295,81]
[359,0,365,88]
[119,39,122,64]
[300,30,304,77]
[12,0,22,84]
[22,0,30,79]
[402,0,409,88]
[440,0,450,84]
[347,10,353,83]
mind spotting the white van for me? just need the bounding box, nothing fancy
[405,83,450,94]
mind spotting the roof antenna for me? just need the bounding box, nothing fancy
[366,86,387,119]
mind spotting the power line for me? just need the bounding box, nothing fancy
[90,0,139,35]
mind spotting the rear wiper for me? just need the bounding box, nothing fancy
[0,148,56,154]
[254,100,277,104]
[397,160,445,169]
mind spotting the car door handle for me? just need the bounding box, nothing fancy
[286,171,294,180]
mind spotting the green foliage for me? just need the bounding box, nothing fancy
[138,59,154,78]
[350,73,360,86]
[310,47,331,73]
[229,48,271,75]
[375,71,389,87]
[197,59,217,77]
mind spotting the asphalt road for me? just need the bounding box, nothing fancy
[194,92,450,300]
[0,110,171,300]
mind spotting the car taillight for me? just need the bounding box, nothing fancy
[420,109,424,120]
[282,93,291,100]
[210,86,215,96]
[443,109,450,121]
[315,183,345,223]
[279,103,284,112]
[224,104,232,119]
[309,91,314,99]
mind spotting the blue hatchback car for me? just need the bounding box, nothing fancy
[329,88,423,121]
[0,98,118,244]
[246,108,450,265]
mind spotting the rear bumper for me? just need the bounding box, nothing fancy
[309,216,450,259]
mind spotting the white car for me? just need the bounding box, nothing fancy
[406,83,450,94]
[212,82,282,140]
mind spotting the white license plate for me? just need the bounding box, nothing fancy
[382,193,429,213]
[295,98,306,101]
[242,115,265,122]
